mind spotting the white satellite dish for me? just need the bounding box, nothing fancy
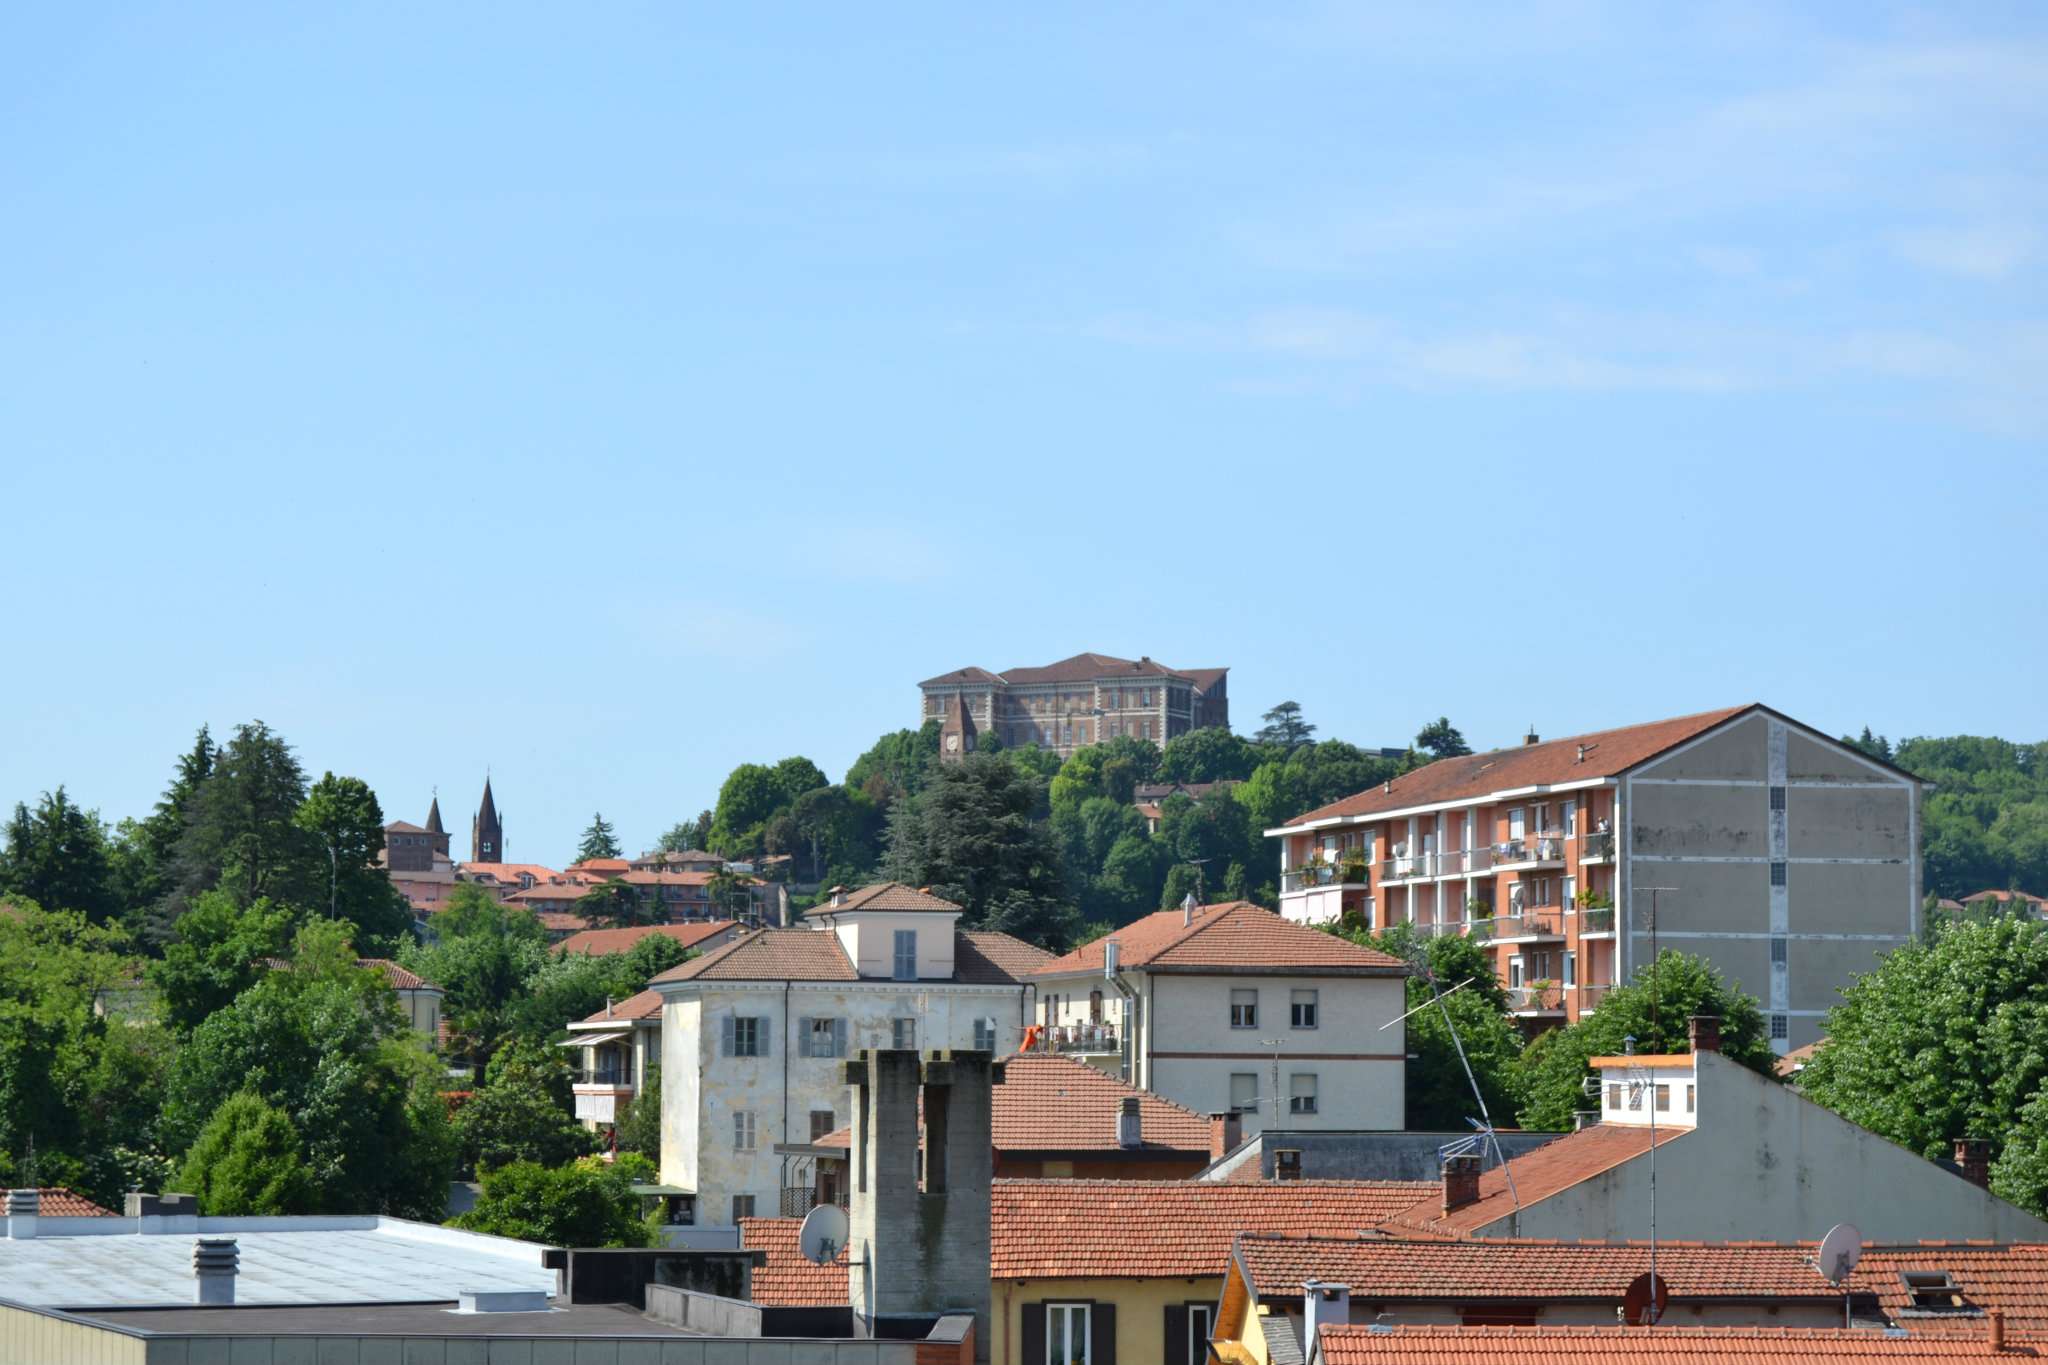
[799,1202,848,1266]
[1816,1222,1862,1285]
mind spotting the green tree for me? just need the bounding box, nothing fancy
[121,726,215,930]
[295,772,413,953]
[577,813,623,863]
[844,724,943,805]
[148,890,302,1033]
[452,1040,597,1175]
[882,751,1077,948]
[654,822,702,854]
[770,757,829,808]
[575,877,642,929]
[1799,916,2048,1167]
[710,764,783,856]
[402,884,548,1070]
[1,787,120,925]
[169,720,320,919]
[1414,717,1473,760]
[176,1091,314,1215]
[1515,950,1774,1131]
[1049,737,1161,815]
[614,1067,661,1156]
[1254,701,1316,750]
[1157,727,1261,784]
[1843,727,1894,763]
[452,1154,655,1247]
[1991,1089,2048,1216]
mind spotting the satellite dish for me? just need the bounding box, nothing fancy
[1816,1223,1863,1285]
[1622,1271,1670,1326]
[799,1203,848,1266]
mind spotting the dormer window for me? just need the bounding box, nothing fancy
[893,929,917,982]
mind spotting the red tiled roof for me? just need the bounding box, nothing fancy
[815,1126,851,1150]
[33,1187,117,1217]
[740,1217,849,1306]
[574,988,664,1025]
[920,665,1004,687]
[1003,652,1183,685]
[957,930,1056,984]
[1284,706,1755,827]
[1035,902,1406,978]
[505,885,591,905]
[553,921,738,958]
[1590,1054,1693,1069]
[568,859,632,875]
[651,929,857,984]
[458,862,561,883]
[1776,1040,1825,1077]
[1315,1325,2033,1363]
[809,882,963,915]
[384,820,429,834]
[1382,1124,1689,1238]
[990,1179,1435,1279]
[537,911,585,934]
[360,958,437,991]
[618,869,735,888]
[995,1054,1211,1154]
[1859,1245,2048,1337]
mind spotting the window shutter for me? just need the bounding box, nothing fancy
[721,1015,736,1057]
[833,1018,848,1058]
[797,1018,812,1059]
[758,1016,771,1056]
[1091,1302,1117,1365]
[1164,1305,1187,1365]
[1021,1304,1046,1365]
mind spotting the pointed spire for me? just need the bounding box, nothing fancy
[425,795,445,835]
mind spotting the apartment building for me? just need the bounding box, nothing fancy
[648,882,1050,1227]
[919,652,1229,760]
[1269,704,1920,1051]
[1031,901,1410,1135]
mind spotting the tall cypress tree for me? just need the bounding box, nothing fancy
[577,813,622,863]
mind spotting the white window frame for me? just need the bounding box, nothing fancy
[733,1016,762,1057]
[1046,1302,1092,1365]
[1289,1072,1319,1115]
[1186,1305,1213,1365]
[1230,989,1258,1029]
[892,1017,917,1050]
[1290,989,1319,1029]
[733,1110,756,1150]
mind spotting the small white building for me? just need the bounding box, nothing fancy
[1030,901,1411,1136]
[649,882,1051,1227]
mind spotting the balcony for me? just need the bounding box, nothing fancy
[1493,836,1568,870]
[1578,907,1617,936]
[573,1074,636,1124]
[1492,910,1565,942]
[1507,985,1565,1015]
[1283,861,1371,893]
[1036,1023,1120,1056]
[1581,830,1616,863]
[1380,848,1494,883]
[1578,983,1614,1013]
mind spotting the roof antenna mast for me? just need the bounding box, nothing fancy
[1379,949,1520,1217]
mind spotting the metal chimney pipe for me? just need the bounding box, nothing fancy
[1118,1096,1142,1149]
[5,1188,40,1240]
[193,1238,239,1306]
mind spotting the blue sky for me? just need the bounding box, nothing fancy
[3,4,2043,864]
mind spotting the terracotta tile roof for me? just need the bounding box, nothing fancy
[1859,1245,2048,1337]
[33,1187,117,1217]
[536,911,585,934]
[920,665,1005,687]
[457,862,561,883]
[1182,667,1229,695]
[1777,1040,1826,1077]
[1590,1054,1693,1069]
[505,884,592,904]
[1235,1234,1843,1302]
[739,1217,849,1306]
[809,882,963,915]
[568,858,632,875]
[360,958,437,991]
[994,1054,1211,1154]
[815,1125,851,1150]
[991,1179,1436,1279]
[1003,652,1183,685]
[956,930,1056,984]
[651,929,858,984]
[1315,1325,2033,1363]
[574,988,665,1025]
[553,921,738,958]
[384,820,430,834]
[1284,706,1756,827]
[1382,1124,1689,1238]
[1035,902,1407,978]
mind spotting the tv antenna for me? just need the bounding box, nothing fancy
[1814,1222,1863,1328]
[1378,952,1519,1216]
[1629,884,1678,1320]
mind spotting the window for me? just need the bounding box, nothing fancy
[1564,800,1577,836]
[1563,951,1577,987]
[1771,861,1788,887]
[1291,989,1319,1029]
[1608,1083,1622,1110]
[1185,1305,1214,1365]
[724,1015,767,1057]
[1686,1085,1695,1114]
[892,1017,917,1050]
[1230,1073,1259,1114]
[1509,808,1526,840]
[1046,1302,1091,1365]
[1230,989,1257,1029]
[1655,1084,1671,1112]
[1562,876,1575,911]
[893,929,918,981]
[802,1016,846,1059]
[1900,1271,1969,1312]
[1770,1013,1789,1040]
[1089,990,1104,1023]
[1770,785,1787,812]
[731,1194,755,1222]
[1289,1073,1319,1115]
[974,1017,997,1052]
[1509,957,1526,989]
[1771,936,1788,965]
[733,1110,757,1150]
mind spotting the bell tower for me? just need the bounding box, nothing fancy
[472,778,505,863]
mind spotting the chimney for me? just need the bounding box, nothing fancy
[193,1237,238,1306]
[1576,744,1587,763]
[1688,1015,1722,1055]
[1442,1154,1482,1213]
[1210,1111,1242,1161]
[1523,728,1540,746]
[1303,1282,1351,1352]
[1118,1096,1143,1149]
[1182,893,1197,927]
[4,1187,39,1240]
[1954,1138,1993,1189]
[829,886,845,908]
[1989,1307,2006,1351]
[1104,940,1121,978]
[605,996,614,1019]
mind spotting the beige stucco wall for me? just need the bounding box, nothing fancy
[994,1277,1221,1365]
[1482,1053,2048,1244]
[0,1304,145,1365]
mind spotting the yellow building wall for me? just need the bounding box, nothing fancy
[995,1276,1224,1365]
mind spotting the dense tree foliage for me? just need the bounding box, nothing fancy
[1799,917,2048,1208]
[452,1040,598,1175]
[614,1066,661,1157]
[577,812,623,862]
[1254,701,1316,749]
[453,1153,657,1247]
[1415,717,1473,759]
[1515,950,1774,1131]
[1845,732,2048,899]
[1,788,121,926]
[883,751,1078,948]
[177,1091,314,1215]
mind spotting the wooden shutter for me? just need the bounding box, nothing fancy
[832,1018,848,1058]
[1091,1302,1116,1365]
[758,1016,771,1056]
[721,1015,736,1056]
[1163,1305,1187,1365]
[1021,1303,1046,1365]
[797,1017,813,1058]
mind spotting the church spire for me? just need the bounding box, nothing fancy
[425,795,444,835]
[472,777,504,863]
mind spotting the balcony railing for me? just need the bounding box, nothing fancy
[1495,836,1568,867]
[1493,910,1564,939]
[1036,1023,1120,1055]
[1381,847,1494,881]
[576,1068,630,1088]
[1507,985,1565,1012]
[1283,862,1371,893]
[1581,830,1616,861]
[1579,907,1617,934]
